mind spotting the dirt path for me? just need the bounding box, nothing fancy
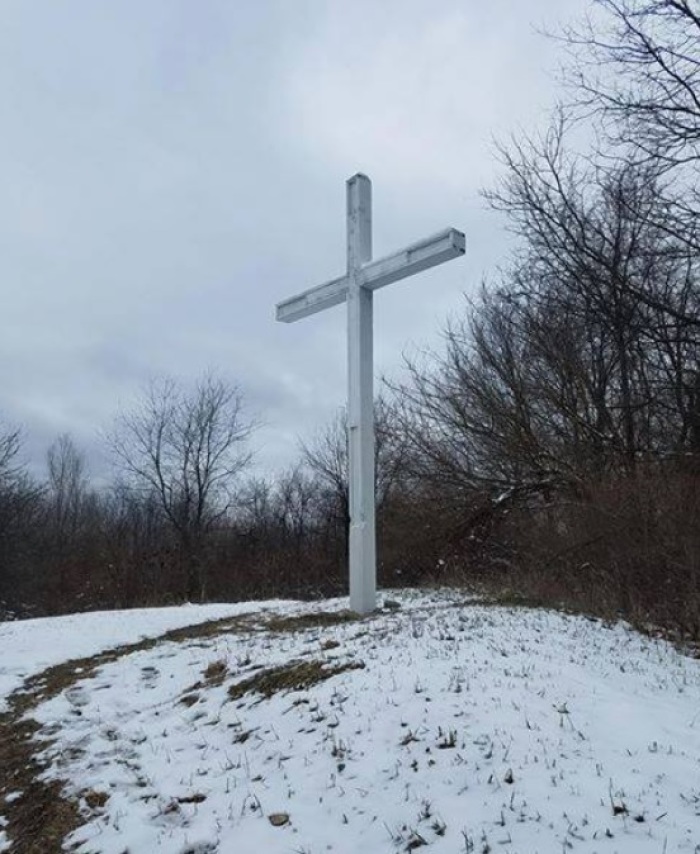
[0,614,260,854]
[0,608,363,854]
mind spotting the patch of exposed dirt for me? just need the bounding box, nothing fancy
[0,608,367,852]
[0,612,256,854]
[0,713,81,854]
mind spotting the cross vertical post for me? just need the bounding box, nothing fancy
[275,174,465,616]
[346,174,376,615]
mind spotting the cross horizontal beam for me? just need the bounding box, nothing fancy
[276,227,465,323]
[275,272,348,324]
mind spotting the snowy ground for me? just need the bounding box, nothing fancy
[0,601,292,714]
[2,591,700,853]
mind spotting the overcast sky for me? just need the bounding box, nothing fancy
[0,0,590,481]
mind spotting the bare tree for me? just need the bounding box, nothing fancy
[559,0,700,257]
[301,410,349,542]
[0,423,43,612]
[563,0,700,169]
[300,399,407,546]
[486,119,700,458]
[110,374,254,601]
[47,434,89,546]
[0,423,21,486]
[275,466,318,548]
[391,117,700,516]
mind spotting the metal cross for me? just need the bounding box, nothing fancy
[276,174,465,614]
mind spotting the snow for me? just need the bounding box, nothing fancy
[0,600,297,714]
[2,592,700,853]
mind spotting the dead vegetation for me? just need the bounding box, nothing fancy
[82,790,109,811]
[202,658,228,686]
[263,609,359,633]
[0,712,81,854]
[0,607,366,853]
[227,658,365,701]
[0,612,253,854]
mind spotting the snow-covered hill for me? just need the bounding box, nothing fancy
[1,591,699,853]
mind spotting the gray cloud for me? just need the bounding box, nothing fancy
[0,0,589,482]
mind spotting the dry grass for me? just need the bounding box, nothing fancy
[0,613,255,853]
[82,790,109,811]
[0,713,81,854]
[227,658,365,701]
[202,658,228,686]
[0,607,368,852]
[472,587,610,622]
[264,610,359,633]
[442,469,700,648]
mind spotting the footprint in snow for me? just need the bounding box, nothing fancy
[65,685,89,708]
[141,666,160,688]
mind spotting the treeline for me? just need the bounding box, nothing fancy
[2,0,700,639]
[0,382,432,619]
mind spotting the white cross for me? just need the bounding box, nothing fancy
[276,174,465,614]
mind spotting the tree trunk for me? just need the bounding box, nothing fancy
[182,536,206,602]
